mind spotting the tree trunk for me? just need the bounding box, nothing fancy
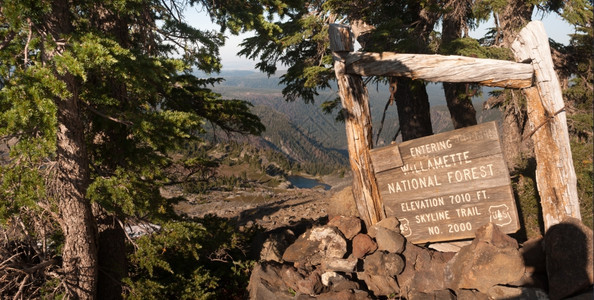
[95,206,126,300]
[443,83,477,129]
[88,6,129,297]
[441,0,477,129]
[500,93,527,171]
[492,0,533,172]
[55,76,98,299]
[394,77,433,141]
[47,1,98,298]
[498,0,534,47]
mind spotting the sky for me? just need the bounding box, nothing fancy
[185,7,575,71]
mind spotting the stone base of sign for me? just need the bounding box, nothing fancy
[249,216,592,300]
[250,215,593,300]
[428,240,472,252]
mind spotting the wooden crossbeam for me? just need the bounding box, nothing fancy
[341,52,534,88]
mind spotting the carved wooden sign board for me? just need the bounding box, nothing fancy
[370,121,520,244]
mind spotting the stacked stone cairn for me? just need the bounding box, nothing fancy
[249,216,593,300]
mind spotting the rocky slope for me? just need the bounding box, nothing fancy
[170,181,593,300]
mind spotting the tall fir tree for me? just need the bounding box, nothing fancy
[0,0,263,298]
[439,0,478,129]
[204,0,441,142]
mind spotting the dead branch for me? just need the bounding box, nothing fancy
[12,274,28,300]
[23,19,33,66]
[82,102,133,126]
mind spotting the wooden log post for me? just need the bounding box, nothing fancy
[510,21,581,230]
[343,52,534,88]
[329,24,385,226]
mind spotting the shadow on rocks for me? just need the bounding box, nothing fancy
[249,216,329,262]
[545,217,593,300]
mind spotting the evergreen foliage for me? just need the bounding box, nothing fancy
[0,0,263,297]
[125,216,256,299]
[0,0,592,298]
[211,0,592,229]
[562,0,593,228]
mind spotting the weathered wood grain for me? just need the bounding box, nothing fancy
[369,144,403,173]
[330,24,386,226]
[511,21,581,230]
[329,24,353,53]
[370,122,519,243]
[392,185,518,244]
[344,52,534,88]
[371,121,502,172]
[375,153,511,200]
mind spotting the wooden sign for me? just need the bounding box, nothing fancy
[370,121,520,244]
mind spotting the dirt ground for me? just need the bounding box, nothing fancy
[170,174,352,231]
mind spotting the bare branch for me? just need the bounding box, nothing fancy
[118,219,138,250]
[0,253,23,268]
[36,202,61,224]
[24,19,33,66]
[0,31,16,51]
[82,102,133,126]
[21,258,60,274]
[522,106,567,141]
[160,0,184,23]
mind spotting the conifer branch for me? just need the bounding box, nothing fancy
[82,102,133,126]
[0,31,15,51]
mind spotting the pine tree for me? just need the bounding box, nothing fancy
[216,0,438,141]
[210,0,592,229]
[557,0,593,227]
[0,0,263,298]
[440,0,478,129]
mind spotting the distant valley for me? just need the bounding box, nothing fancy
[200,70,502,174]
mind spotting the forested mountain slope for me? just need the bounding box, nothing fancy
[202,70,500,172]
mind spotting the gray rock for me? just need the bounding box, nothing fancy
[545,217,594,300]
[260,229,296,262]
[374,226,405,254]
[367,218,398,238]
[320,272,360,292]
[357,272,400,297]
[296,270,325,295]
[328,215,362,240]
[282,226,347,266]
[321,271,339,286]
[316,290,354,300]
[316,290,371,300]
[455,289,490,300]
[320,257,358,273]
[329,276,360,292]
[487,285,549,300]
[428,240,471,252]
[444,223,525,293]
[280,264,304,294]
[399,242,455,294]
[408,289,456,300]
[248,261,294,300]
[362,251,404,276]
[564,288,594,300]
[352,233,377,259]
[327,186,358,218]
[515,236,548,288]
[374,217,401,233]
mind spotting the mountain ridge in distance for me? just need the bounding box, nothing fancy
[197,69,501,173]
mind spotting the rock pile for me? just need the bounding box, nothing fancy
[249,216,593,299]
